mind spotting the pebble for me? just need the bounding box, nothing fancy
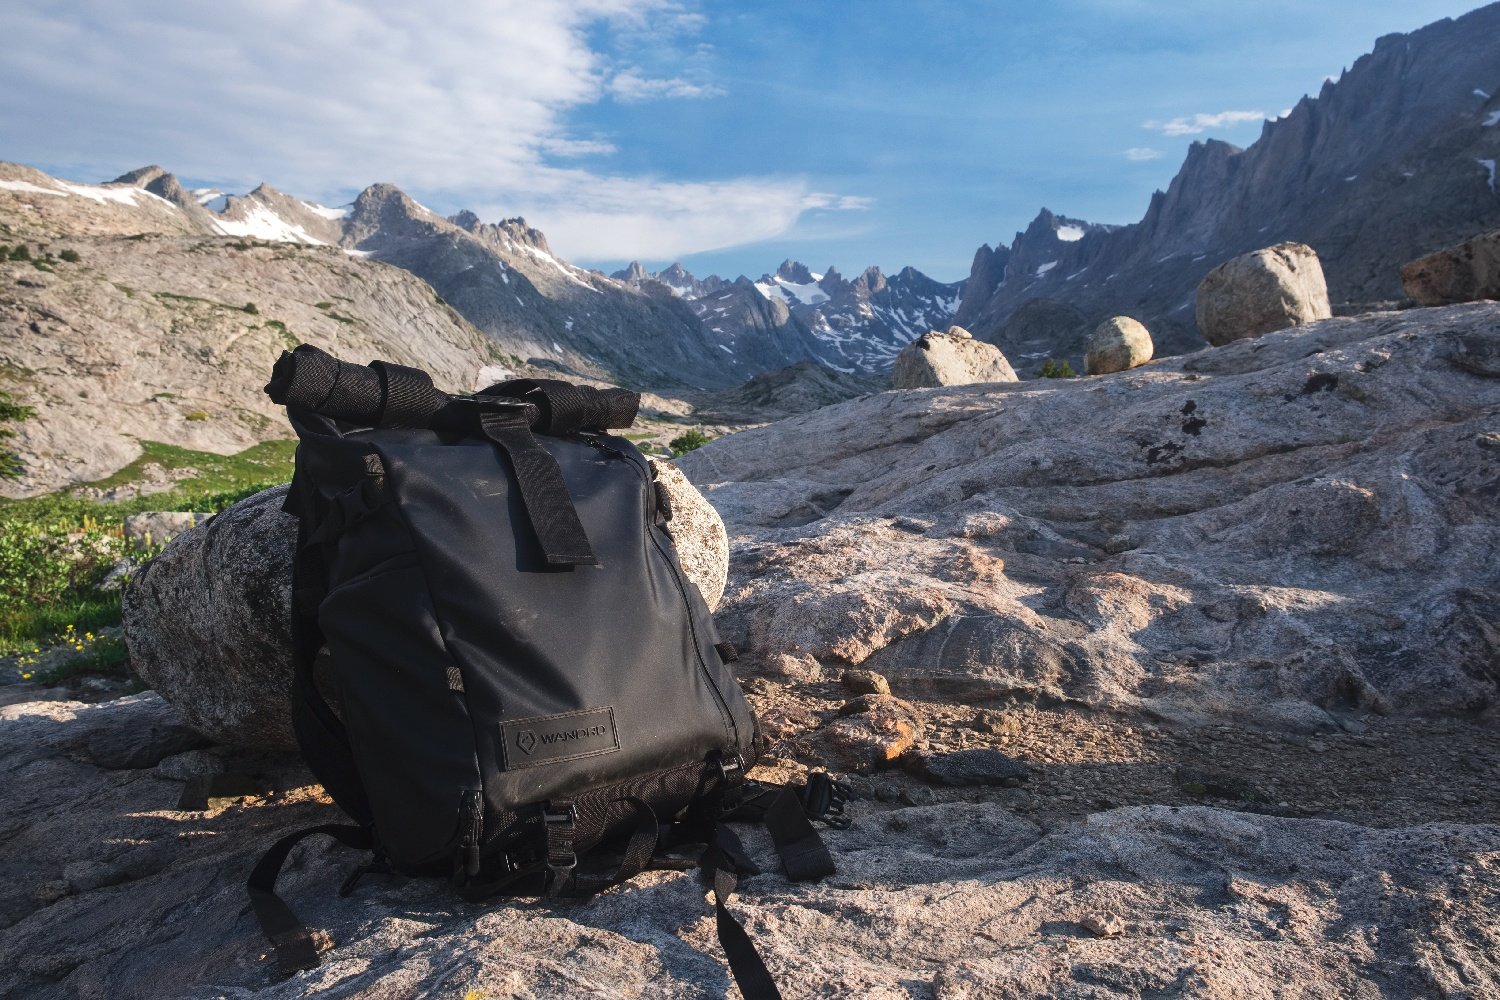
[1080,913,1125,938]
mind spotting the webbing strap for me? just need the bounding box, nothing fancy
[559,798,662,897]
[763,787,836,882]
[478,377,639,435]
[479,409,597,566]
[701,825,783,1000]
[247,823,372,975]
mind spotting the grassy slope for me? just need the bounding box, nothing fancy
[0,439,294,671]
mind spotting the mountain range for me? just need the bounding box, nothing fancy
[957,1,1500,371]
[2,3,1498,494]
[611,259,963,374]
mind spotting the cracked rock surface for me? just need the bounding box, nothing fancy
[680,303,1500,730]
[3,694,1498,999]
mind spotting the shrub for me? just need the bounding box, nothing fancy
[59,249,81,263]
[8,245,30,261]
[0,390,34,480]
[184,410,211,422]
[1038,358,1079,379]
[242,302,259,314]
[668,429,713,456]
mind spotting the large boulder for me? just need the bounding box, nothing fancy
[1401,229,1500,306]
[891,325,1018,389]
[123,463,729,749]
[1195,242,1332,346]
[1084,316,1154,375]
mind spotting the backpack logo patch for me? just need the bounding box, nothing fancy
[501,707,619,769]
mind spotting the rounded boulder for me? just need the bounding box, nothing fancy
[1084,316,1154,375]
[1195,242,1332,346]
[892,326,1019,389]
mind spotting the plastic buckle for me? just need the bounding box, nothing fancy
[803,772,854,829]
[543,802,578,896]
[716,752,744,785]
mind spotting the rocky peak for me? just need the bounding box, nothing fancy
[449,209,482,231]
[110,165,170,187]
[775,259,817,284]
[618,260,650,282]
[342,183,444,246]
[852,265,886,296]
[110,166,205,213]
[493,217,552,255]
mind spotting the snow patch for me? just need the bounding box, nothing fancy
[304,201,349,220]
[1485,109,1500,127]
[213,204,326,244]
[1476,88,1492,99]
[1055,225,1085,242]
[552,341,563,354]
[1345,175,1358,182]
[1479,158,1498,194]
[1035,261,1058,276]
[718,344,733,354]
[564,318,574,331]
[755,276,830,306]
[0,179,66,197]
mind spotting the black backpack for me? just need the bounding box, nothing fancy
[249,345,849,998]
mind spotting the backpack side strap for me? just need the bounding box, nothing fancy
[247,823,373,975]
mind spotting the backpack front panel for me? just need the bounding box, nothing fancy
[373,430,756,829]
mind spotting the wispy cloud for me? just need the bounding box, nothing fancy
[608,68,725,102]
[0,0,839,262]
[803,193,874,211]
[1124,147,1163,161]
[1142,110,1267,136]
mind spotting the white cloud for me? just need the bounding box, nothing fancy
[608,68,725,102]
[0,0,838,262]
[803,193,875,211]
[1142,110,1267,136]
[480,175,818,261]
[1124,147,1163,161]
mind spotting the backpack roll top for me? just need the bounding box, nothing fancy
[269,345,759,880]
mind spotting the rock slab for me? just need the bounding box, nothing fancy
[1195,242,1332,346]
[1401,228,1500,305]
[124,463,729,750]
[1084,316,1154,375]
[892,325,1019,388]
[680,303,1500,730]
[3,694,1499,998]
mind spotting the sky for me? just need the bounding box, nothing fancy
[0,1,1485,282]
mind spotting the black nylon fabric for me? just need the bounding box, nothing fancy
[282,404,757,875]
[264,352,782,987]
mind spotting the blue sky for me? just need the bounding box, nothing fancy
[0,1,1484,282]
